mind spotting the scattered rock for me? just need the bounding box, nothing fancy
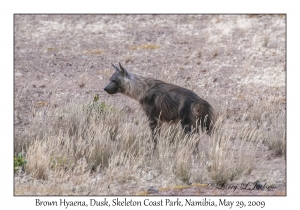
[147,187,159,195]
[15,72,23,77]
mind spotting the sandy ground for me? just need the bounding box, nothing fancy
[14,14,286,195]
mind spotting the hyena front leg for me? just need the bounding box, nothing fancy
[149,118,161,149]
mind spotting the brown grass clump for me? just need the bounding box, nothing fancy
[83,49,105,55]
[172,185,190,190]
[129,43,160,50]
[25,140,50,180]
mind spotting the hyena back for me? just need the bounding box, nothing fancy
[104,63,214,145]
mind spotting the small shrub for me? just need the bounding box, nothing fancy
[14,153,27,173]
[84,101,116,115]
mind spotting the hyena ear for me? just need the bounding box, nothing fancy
[119,62,128,77]
[111,63,120,72]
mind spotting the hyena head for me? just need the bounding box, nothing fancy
[104,63,130,94]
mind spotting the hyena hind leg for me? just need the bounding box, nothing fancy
[180,120,201,155]
[179,108,202,154]
[179,107,194,135]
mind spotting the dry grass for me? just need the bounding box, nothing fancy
[128,43,160,50]
[14,94,285,195]
[83,49,105,55]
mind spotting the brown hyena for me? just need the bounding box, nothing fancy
[104,63,214,148]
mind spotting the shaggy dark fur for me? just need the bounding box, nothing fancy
[104,63,214,147]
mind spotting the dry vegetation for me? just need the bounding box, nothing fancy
[14,14,286,195]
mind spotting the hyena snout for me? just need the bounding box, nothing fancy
[104,83,119,94]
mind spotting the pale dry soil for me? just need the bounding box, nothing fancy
[14,14,286,195]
